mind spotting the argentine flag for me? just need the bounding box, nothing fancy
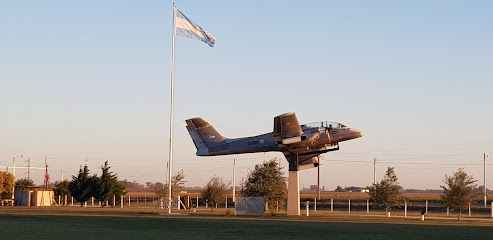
[175,9,215,47]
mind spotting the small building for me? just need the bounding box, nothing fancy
[14,187,55,206]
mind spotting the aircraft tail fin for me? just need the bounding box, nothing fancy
[185,117,226,155]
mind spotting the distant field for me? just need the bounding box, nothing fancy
[1,213,493,240]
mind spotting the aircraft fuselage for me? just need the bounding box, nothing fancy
[197,125,364,157]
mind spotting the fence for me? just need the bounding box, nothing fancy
[39,195,493,218]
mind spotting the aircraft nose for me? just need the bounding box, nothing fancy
[352,129,365,138]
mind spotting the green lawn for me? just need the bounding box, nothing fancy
[1,214,493,240]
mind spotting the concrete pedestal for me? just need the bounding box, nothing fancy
[287,170,300,215]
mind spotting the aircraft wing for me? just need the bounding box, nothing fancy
[273,112,305,144]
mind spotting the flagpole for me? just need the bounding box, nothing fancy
[167,2,176,214]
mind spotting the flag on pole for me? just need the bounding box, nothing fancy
[175,9,215,47]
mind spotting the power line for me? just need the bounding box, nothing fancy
[343,140,493,154]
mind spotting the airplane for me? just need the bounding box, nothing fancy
[185,112,364,171]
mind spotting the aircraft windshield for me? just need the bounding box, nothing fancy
[303,121,346,129]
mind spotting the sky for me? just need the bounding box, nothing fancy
[1,1,492,190]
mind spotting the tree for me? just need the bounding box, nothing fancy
[54,180,71,197]
[93,161,125,207]
[202,176,229,210]
[370,167,403,216]
[241,158,287,209]
[0,171,14,199]
[335,185,344,192]
[441,168,479,220]
[146,170,186,202]
[68,165,93,207]
[146,182,167,199]
[15,178,34,190]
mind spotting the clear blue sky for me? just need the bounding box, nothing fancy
[1,0,492,190]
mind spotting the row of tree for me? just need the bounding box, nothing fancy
[67,161,125,206]
[370,167,479,220]
[2,157,482,220]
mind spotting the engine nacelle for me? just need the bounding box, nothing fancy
[298,156,319,170]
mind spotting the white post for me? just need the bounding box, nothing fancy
[447,207,449,216]
[177,195,181,210]
[306,201,310,216]
[425,200,428,214]
[196,195,199,208]
[64,195,68,206]
[71,197,74,206]
[113,195,116,207]
[58,195,61,206]
[314,198,317,211]
[225,196,228,210]
[84,201,87,208]
[166,1,177,215]
[128,195,131,207]
[404,201,407,218]
[91,197,94,206]
[331,199,333,212]
[276,201,279,211]
[366,199,369,214]
[348,199,351,213]
[121,196,124,208]
[491,201,493,218]
[265,201,268,211]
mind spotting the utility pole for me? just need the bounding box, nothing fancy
[26,158,31,181]
[44,156,52,189]
[373,158,378,185]
[166,162,169,186]
[317,156,321,201]
[12,157,16,201]
[61,169,64,182]
[485,153,489,207]
[12,155,23,201]
[233,158,236,202]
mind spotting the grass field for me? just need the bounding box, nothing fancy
[2,207,493,239]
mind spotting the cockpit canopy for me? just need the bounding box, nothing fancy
[302,121,346,130]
